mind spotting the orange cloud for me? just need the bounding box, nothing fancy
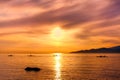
[0,0,120,52]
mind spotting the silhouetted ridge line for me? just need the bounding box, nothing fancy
[71,46,120,53]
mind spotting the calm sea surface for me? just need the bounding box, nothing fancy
[0,53,120,80]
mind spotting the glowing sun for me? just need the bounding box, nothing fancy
[51,27,64,41]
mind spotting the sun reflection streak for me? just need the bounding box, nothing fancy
[54,53,62,80]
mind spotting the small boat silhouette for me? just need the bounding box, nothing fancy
[96,55,108,58]
[28,54,34,57]
[8,55,13,57]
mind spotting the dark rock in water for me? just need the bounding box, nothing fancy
[25,67,41,72]
[96,55,108,58]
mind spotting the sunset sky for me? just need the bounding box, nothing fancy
[0,0,120,53]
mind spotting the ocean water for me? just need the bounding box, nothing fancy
[0,53,120,80]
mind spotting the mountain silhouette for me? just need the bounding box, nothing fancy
[71,46,120,53]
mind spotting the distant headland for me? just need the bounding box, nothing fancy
[71,46,120,53]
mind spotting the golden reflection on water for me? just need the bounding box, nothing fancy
[54,53,62,80]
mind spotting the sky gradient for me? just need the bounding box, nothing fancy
[0,0,120,53]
